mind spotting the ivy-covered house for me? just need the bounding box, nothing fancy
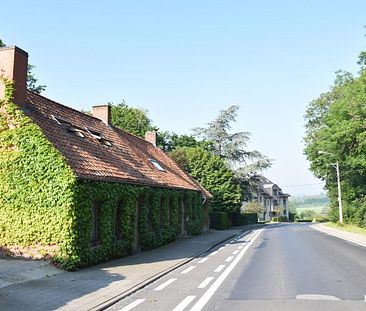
[0,46,211,270]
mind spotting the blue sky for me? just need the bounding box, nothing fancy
[2,1,366,195]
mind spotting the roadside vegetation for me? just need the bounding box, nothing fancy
[108,103,271,228]
[304,39,366,229]
[289,194,330,222]
[325,222,366,236]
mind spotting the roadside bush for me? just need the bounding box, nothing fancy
[210,212,229,230]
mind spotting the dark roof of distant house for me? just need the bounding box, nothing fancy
[255,175,290,197]
[24,91,212,197]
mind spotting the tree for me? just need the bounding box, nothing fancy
[193,105,271,200]
[111,101,155,138]
[0,38,46,94]
[242,200,265,215]
[304,47,366,227]
[170,147,242,213]
[157,131,210,152]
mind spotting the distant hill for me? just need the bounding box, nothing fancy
[289,194,329,216]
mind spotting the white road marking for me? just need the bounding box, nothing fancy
[232,250,239,255]
[198,277,214,289]
[296,294,340,301]
[209,251,218,256]
[154,278,177,291]
[189,229,263,311]
[198,257,208,264]
[173,295,196,311]
[218,246,225,251]
[119,298,145,311]
[225,256,233,262]
[214,265,226,272]
[181,266,197,274]
[238,245,243,249]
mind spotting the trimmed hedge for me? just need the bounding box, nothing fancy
[210,212,229,230]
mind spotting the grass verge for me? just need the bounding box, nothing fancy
[324,222,366,235]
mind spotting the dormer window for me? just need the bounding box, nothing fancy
[86,128,113,147]
[53,115,86,138]
[86,128,103,140]
[149,159,165,172]
[68,127,85,138]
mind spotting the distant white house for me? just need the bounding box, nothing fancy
[251,176,291,221]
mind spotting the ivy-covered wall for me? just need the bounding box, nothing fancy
[0,78,207,270]
[72,181,205,269]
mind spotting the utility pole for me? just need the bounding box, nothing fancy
[318,151,343,224]
[335,161,343,224]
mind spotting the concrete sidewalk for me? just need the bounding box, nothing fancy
[0,225,258,311]
[311,223,366,247]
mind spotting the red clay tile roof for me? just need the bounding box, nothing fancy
[24,91,212,198]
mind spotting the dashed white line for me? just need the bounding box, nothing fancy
[118,298,145,311]
[218,246,225,251]
[209,251,218,256]
[189,229,263,311]
[225,256,234,262]
[181,266,197,274]
[238,245,243,249]
[232,250,239,255]
[214,265,226,273]
[173,295,196,311]
[154,278,177,291]
[198,257,208,264]
[198,277,214,289]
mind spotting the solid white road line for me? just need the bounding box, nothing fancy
[214,265,226,273]
[119,299,145,311]
[173,295,196,311]
[209,251,218,256]
[189,229,263,311]
[181,266,197,274]
[225,256,233,262]
[198,257,208,264]
[154,278,177,291]
[198,277,214,289]
[232,250,239,255]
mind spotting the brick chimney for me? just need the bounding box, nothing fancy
[92,104,111,125]
[145,131,157,146]
[0,46,28,106]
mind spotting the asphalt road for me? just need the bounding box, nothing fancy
[105,223,366,311]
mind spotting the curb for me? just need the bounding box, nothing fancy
[94,225,261,311]
[310,224,366,248]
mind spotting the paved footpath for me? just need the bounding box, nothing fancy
[0,226,258,311]
[311,223,366,248]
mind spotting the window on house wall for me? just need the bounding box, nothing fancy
[273,188,278,195]
[283,199,287,207]
[91,202,101,246]
[114,205,123,241]
[273,200,278,206]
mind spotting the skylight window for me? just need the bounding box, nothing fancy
[149,159,165,172]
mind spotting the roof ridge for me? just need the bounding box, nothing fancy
[27,90,105,124]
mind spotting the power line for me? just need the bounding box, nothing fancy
[282,183,324,188]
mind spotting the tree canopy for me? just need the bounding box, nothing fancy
[304,49,366,226]
[170,147,242,212]
[111,101,155,138]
